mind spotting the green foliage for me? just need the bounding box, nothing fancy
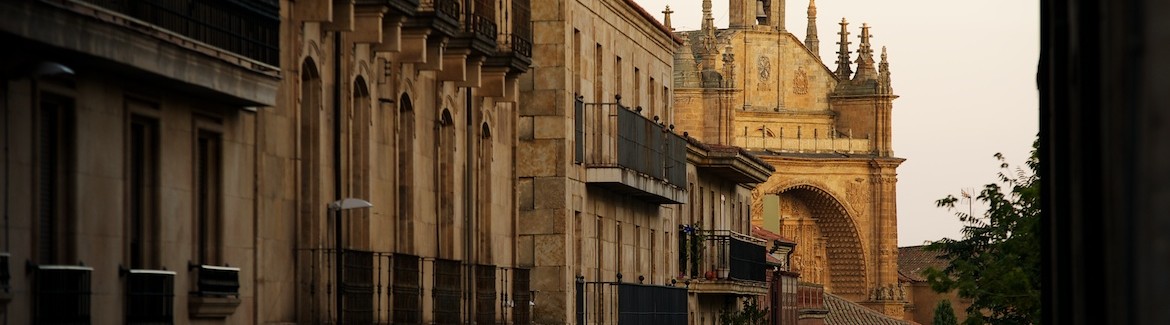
[682,223,707,277]
[933,299,959,325]
[717,297,768,325]
[924,138,1040,325]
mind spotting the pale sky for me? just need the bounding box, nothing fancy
[633,0,1041,247]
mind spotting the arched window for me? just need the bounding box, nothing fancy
[438,109,455,259]
[299,59,322,247]
[397,93,414,251]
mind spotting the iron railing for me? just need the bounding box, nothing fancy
[467,0,497,42]
[83,0,280,66]
[576,96,687,188]
[432,259,462,324]
[513,268,532,325]
[190,264,240,296]
[509,0,532,58]
[126,269,176,324]
[301,249,527,324]
[683,230,768,282]
[576,278,687,325]
[35,265,93,324]
[391,254,422,324]
[474,264,497,324]
[343,250,375,324]
[434,0,461,21]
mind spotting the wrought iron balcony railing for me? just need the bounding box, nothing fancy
[190,264,240,297]
[35,265,93,324]
[510,0,532,59]
[83,0,280,66]
[680,230,769,282]
[575,96,688,189]
[125,269,176,324]
[575,277,688,325]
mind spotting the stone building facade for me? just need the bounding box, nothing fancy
[669,0,907,319]
[0,1,280,323]
[0,0,532,323]
[274,0,530,323]
[521,0,778,324]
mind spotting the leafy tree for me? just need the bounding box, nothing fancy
[933,299,959,325]
[924,138,1040,325]
[717,297,768,325]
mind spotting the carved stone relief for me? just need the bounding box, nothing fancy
[756,55,773,92]
[793,67,809,94]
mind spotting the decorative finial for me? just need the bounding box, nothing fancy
[834,18,853,80]
[700,0,719,69]
[879,46,893,94]
[663,6,674,31]
[805,0,820,57]
[852,23,877,81]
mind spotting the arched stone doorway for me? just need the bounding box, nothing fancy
[764,183,867,300]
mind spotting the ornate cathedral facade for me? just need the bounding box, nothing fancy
[669,0,907,318]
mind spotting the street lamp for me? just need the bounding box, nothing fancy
[327,198,372,325]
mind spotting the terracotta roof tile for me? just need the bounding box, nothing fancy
[898,245,950,282]
[823,293,914,325]
[751,225,795,244]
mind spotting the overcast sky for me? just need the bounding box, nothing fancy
[633,0,1041,247]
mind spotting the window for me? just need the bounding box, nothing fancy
[573,29,581,96]
[398,94,415,250]
[479,123,493,261]
[615,56,623,102]
[194,128,223,266]
[594,44,603,104]
[128,112,160,269]
[438,111,455,258]
[36,93,74,265]
[634,67,641,110]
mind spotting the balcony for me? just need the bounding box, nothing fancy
[576,97,688,205]
[679,230,769,295]
[408,0,462,38]
[125,269,176,324]
[575,278,688,325]
[485,0,532,74]
[83,0,280,66]
[34,265,93,324]
[188,264,241,318]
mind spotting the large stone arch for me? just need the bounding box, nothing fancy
[764,180,869,299]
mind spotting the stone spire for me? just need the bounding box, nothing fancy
[834,18,853,80]
[878,46,893,94]
[722,45,736,88]
[804,0,819,57]
[852,23,877,81]
[700,0,719,69]
[702,0,715,34]
[662,5,674,31]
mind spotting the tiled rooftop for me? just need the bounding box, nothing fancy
[824,293,918,325]
[898,245,951,282]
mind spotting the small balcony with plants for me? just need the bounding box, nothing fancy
[677,227,769,295]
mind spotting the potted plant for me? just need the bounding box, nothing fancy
[682,223,707,278]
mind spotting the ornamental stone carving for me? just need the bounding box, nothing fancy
[794,67,809,94]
